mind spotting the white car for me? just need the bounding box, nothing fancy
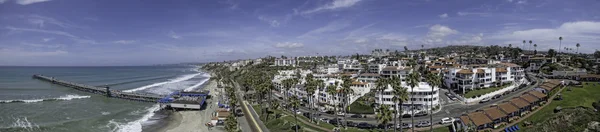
[440,117,455,124]
[337,112,345,116]
[294,110,302,115]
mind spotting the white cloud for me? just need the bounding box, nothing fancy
[0,48,67,57]
[6,26,77,38]
[507,0,514,2]
[299,20,351,38]
[423,24,458,44]
[15,0,51,5]
[71,38,98,44]
[439,13,448,18]
[258,16,280,27]
[113,40,137,44]
[447,33,483,45]
[19,15,82,29]
[301,0,362,14]
[0,0,7,4]
[21,42,64,48]
[489,21,600,53]
[274,42,304,49]
[168,31,181,39]
[457,12,490,16]
[517,0,526,4]
[42,38,54,42]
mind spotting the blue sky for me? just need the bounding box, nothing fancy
[0,0,599,66]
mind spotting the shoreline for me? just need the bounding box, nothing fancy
[146,70,223,132]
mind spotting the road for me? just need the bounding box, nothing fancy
[270,73,542,125]
[231,79,270,132]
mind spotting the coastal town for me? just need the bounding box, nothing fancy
[199,44,600,132]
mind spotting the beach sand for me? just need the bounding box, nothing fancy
[159,79,223,132]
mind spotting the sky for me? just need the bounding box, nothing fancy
[0,0,599,66]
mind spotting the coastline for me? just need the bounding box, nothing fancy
[148,70,223,132]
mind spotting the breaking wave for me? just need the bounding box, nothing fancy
[0,95,91,104]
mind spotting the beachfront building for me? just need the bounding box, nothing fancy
[375,82,440,115]
[443,63,525,94]
[338,59,363,73]
[274,58,297,67]
[316,64,340,75]
[380,66,412,82]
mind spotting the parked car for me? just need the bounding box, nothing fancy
[356,122,374,129]
[416,121,431,127]
[415,111,428,117]
[401,123,412,129]
[440,117,455,124]
[336,112,345,116]
[346,121,357,127]
[480,97,491,103]
[449,96,458,101]
[294,110,302,115]
[350,114,363,118]
[325,110,335,115]
[377,123,393,129]
[320,118,330,123]
[492,94,502,99]
[328,118,340,125]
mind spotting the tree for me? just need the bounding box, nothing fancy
[340,75,354,130]
[304,76,317,123]
[534,44,538,54]
[377,105,393,132]
[576,43,581,54]
[375,78,389,108]
[559,37,563,54]
[529,40,533,52]
[290,96,301,132]
[326,82,339,128]
[282,79,293,109]
[391,76,408,132]
[509,44,512,48]
[522,40,526,49]
[548,49,557,58]
[426,73,442,132]
[225,111,239,132]
[407,71,420,132]
[404,46,409,52]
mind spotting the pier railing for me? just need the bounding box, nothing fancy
[32,74,162,102]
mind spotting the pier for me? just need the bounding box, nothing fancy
[32,74,163,102]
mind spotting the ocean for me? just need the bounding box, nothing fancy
[0,65,210,132]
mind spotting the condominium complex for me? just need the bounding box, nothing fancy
[442,63,525,93]
[375,82,440,114]
[274,58,297,66]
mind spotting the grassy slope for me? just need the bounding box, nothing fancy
[464,84,510,98]
[519,82,600,131]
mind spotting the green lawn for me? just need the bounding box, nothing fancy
[348,100,375,114]
[519,82,600,131]
[464,83,511,98]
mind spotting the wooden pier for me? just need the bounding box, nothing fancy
[33,74,163,102]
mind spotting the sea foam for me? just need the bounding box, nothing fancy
[123,73,202,93]
[110,104,161,132]
[0,95,91,104]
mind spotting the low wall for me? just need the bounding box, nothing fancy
[463,79,528,103]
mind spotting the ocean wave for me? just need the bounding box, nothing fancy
[0,95,91,104]
[123,73,202,93]
[96,76,175,87]
[109,104,161,132]
[183,73,211,92]
[10,117,40,131]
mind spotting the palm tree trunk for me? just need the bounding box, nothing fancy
[430,86,434,132]
[294,112,299,132]
[344,94,349,130]
[268,90,272,120]
[400,101,404,132]
[411,87,415,132]
[394,101,398,132]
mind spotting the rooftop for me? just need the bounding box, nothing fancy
[509,97,530,108]
[458,69,474,74]
[497,102,519,114]
[527,91,547,99]
[468,111,493,126]
[519,94,539,104]
[483,107,507,120]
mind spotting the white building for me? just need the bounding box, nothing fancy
[274,58,297,66]
[443,63,525,94]
[375,82,440,114]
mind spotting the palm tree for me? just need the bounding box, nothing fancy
[326,82,339,128]
[315,79,325,124]
[522,40,526,49]
[225,111,239,132]
[426,73,442,132]
[529,40,533,52]
[576,43,581,54]
[421,45,424,50]
[375,78,389,107]
[377,105,393,132]
[304,79,317,123]
[534,44,538,54]
[407,71,420,132]
[404,46,409,52]
[282,79,293,109]
[508,44,512,48]
[340,75,354,130]
[559,36,563,54]
[290,96,301,132]
[391,76,409,132]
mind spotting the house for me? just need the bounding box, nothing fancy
[509,97,531,116]
[357,73,380,83]
[526,91,548,102]
[579,74,600,81]
[468,111,494,130]
[519,94,541,109]
[483,107,508,128]
[497,102,520,122]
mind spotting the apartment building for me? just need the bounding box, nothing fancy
[443,63,525,93]
[274,58,297,66]
[375,82,440,114]
[380,66,412,82]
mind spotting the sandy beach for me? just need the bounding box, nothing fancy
[157,77,224,132]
